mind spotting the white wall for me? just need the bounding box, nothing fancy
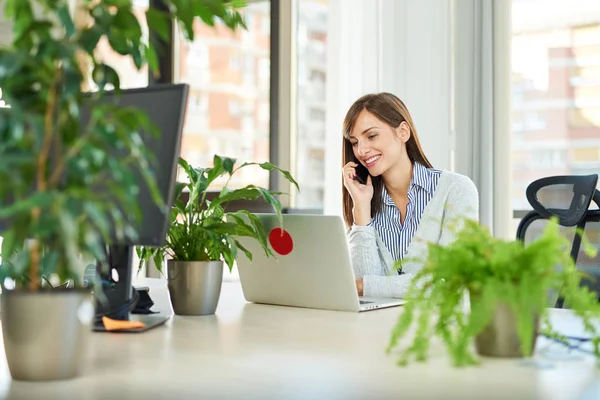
[324,0,381,217]
[379,0,453,171]
[324,0,453,216]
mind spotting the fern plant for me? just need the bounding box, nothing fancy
[386,218,600,367]
[137,155,299,273]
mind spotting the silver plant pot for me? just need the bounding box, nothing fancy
[167,260,224,315]
[474,302,539,358]
[1,288,93,381]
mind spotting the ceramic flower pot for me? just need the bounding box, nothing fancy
[0,288,94,381]
[474,301,539,358]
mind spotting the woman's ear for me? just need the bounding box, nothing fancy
[397,121,411,143]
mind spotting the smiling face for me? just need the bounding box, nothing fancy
[341,92,433,229]
[347,109,410,177]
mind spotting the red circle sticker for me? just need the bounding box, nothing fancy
[269,228,293,255]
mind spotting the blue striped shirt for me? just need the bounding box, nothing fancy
[368,162,441,262]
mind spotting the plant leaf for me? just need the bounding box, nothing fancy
[1,229,18,262]
[238,161,300,191]
[146,8,171,41]
[57,4,76,38]
[0,191,53,219]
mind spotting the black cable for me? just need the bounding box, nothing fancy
[93,285,140,325]
[96,286,139,318]
[540,334,595,355]
[92,244,141,325]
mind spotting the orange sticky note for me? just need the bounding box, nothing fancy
[102,316,146,331]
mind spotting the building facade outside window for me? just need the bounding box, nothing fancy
[176,1,271,190]
[511,0,600,230]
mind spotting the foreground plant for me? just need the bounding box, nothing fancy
[386,218,600,367]
[0,0,246,291]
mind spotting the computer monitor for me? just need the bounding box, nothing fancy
[0,84,188,332]
[82,84,189,332]
[81,84,188,247]
[0,84,188,243]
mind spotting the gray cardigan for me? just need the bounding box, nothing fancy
[348,171,479,298]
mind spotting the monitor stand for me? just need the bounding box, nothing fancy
[93,245,170,333]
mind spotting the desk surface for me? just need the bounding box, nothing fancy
[1,278,600,400]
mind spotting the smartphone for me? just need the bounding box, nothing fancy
[354,161,370,185]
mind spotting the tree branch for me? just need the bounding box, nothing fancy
[30,68,61,290]
[48,129,92,187]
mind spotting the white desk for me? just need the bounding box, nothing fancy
[1,279,600,400]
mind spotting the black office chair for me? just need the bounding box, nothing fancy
[515,174,600,308]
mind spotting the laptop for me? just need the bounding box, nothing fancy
[233,214,405,312]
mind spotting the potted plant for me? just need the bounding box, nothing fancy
[137,155,299,316]
[385,218,600,367]
[0,0,246,381]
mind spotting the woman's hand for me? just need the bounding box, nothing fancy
[342,161,373,225]
[356,278,364,296]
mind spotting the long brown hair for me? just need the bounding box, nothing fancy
[341,92,433,228]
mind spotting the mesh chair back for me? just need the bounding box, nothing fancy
[516,174,600,307]
[526,174,599,227]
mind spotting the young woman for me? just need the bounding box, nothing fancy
[341,92,479,298]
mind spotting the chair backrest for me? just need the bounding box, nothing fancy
[525,174,600,226]
[516,174,600,308]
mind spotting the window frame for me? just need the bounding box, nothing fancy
[148,0,304,212]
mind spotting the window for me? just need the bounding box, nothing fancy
[229,54,240,71]
[295,0,329,209]
[572,147,600,162]
[175,1,271,190]
[511,0,600,224]
[229,100,241,117]
[530,149,566,168]
[569,107,600,128]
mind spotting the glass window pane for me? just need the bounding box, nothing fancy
[176,1,271,190]
[511,0,600,212]
[295,0,328,210]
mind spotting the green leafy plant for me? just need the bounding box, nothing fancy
[137,155,299,273]
[0,0,246,291]
[386,218,600,367]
